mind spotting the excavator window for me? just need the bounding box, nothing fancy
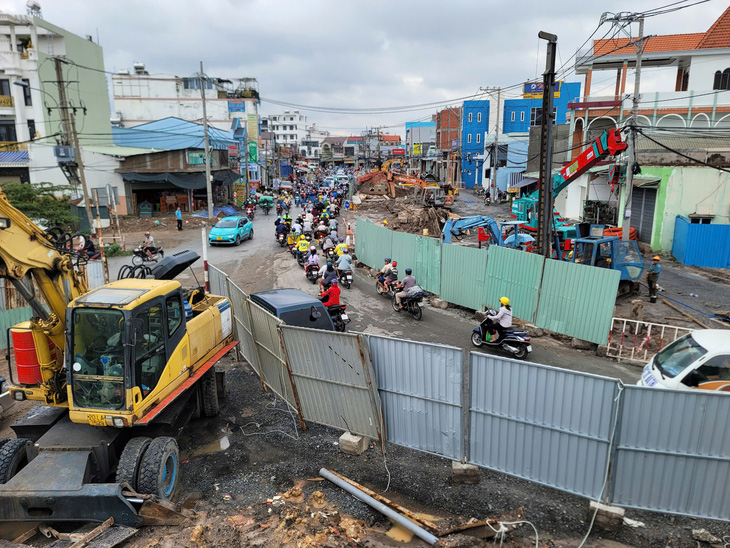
[133,304,166,398]
[70,308,125,410]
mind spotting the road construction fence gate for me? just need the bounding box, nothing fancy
[355,219,621,345]
[211,262,730,522]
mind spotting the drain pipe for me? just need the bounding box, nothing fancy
[319,468,438,545]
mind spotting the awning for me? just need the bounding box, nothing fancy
[632,176,661,189]
[121,170,239,190]
[508,176,537,191]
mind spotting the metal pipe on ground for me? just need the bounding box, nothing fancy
[319,468,438,546]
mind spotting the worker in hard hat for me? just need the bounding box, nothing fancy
[489,296,513,342]
[647,255,661,303]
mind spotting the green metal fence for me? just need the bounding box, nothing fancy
[484,246,545,322]
[440,244,489,310]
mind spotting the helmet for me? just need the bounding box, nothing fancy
[339,237,344,242]
[500,297,510,306]
[310,246,316,251]
[653,255,660,261]
[343,249,349,254]
[144,231,150,236]
[392,261,397,267]
[327,261,333,267]
[331,278,338,285]
[385,258,391,263]
[405,268,412,275]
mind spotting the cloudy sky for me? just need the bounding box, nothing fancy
[1,0,726,136]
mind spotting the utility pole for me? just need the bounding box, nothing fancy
[54,57,94,233]
[244,126,250,200]
[536,31,558,258]
[621,15,644,241]
[489,87,502,195]
[200,61,214,219]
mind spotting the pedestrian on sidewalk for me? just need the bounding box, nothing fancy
[175,206,183,231]
[647,255,661,303]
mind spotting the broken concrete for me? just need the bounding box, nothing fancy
[430,298,449,310]
[339,432,369,456]
[451,461,480,484]
[590,501,625,531]
[524,324,545,337]
[571,338,594,350]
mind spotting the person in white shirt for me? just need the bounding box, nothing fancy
[490,297,513,341]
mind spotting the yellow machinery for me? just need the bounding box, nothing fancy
[0,187,236,527]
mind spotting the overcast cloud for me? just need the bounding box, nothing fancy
[1,0,726,135]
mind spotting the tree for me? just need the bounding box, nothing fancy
[2,182,77,230]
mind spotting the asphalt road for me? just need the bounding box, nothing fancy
[110,209,641,384]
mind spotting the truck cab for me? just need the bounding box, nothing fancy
[638,330,730,391]
[571,225,644,282]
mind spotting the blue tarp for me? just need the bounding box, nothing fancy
[191,206,239,218]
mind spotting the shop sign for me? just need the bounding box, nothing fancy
[391,148,405,156]
[187,150,212,165]
[523,81,562,99]
[248,142,258,162]
[228,99,246,112]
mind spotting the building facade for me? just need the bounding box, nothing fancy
[460,100,490,189]
[436,106,461,183]
[502,82,582,134]
[265,110,307,151]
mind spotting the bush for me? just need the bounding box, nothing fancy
[104,243,131,257]
[2,182,77,230]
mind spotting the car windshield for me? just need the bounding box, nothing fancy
[214,219,237,229]
[653,334,708,378]
[71,308,125,410]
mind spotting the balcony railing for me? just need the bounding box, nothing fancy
[0,142,28,151]
[0,96,13,108]
[571,91,730,110]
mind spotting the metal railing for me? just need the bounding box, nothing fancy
[606,317,692,364]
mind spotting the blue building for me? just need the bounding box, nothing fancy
[502,82,581,134]
[460,100,490,189]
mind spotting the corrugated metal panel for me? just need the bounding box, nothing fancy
[0,307,32,350]
[209,265,229,298]
[280,326,382,439]
[610,386,730,521]
[367,334,463,460]
[227,280,260,374]
[391,231,417,280]
[469,352,618,499]
[85,261,106,290]
[484,246,544,321]
[439,245,488,310]
[416,236,441,294]
[355,219,393,269]
[535,260,620,345]
[248,300,297,409]
[672,216,730,269]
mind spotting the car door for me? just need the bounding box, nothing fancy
[241,218,250,238]
[237,218,246,239]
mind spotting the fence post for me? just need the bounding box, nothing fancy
[277,329,308,431]
[460,349,471,463]
[604,381,626,505]
[356,333,386,449]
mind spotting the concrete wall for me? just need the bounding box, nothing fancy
[687,52,730,91]
[34,17,112,144]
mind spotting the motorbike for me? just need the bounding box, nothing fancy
[277,232,287,247]
[246,207,255,220]
[339,269,353,289]
[375,272,399,297]
[325,247,337,262]
[132,245,164,266]
[392,291,424,321]
[305,264,319,284]
[326,304,350,332]
[471,310,532,360]
[276,204,283,216]
[484,195,491,206]
[262,203,271,216]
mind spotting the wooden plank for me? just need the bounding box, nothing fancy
[661,299,710,329]
[137,341,238,425]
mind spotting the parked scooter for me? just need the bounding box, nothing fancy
[471,310,532,360]
[391,291,425,321]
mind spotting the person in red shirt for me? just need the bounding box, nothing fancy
[319,278,341,307]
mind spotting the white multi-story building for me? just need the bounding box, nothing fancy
[112,64,260,141]
[264,110,307,149]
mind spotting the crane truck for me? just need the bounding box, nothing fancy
[441,216,534,249]
[0,188,237,528]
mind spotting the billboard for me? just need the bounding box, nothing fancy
[248,142,258,162]
[187,150,212,165]
[523,81,562,99]
[391,148,405,156]
[228,99,246,112]
[413,143,422,155]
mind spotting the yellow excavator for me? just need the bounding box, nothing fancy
[0,187,236,527]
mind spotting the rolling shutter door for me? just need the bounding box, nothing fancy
[630,187,657,243]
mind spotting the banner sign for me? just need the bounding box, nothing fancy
[451,139,458,150]
[391,148,405,156]
[227,99,246,112]
[413,143,422,155]
[187,150,212,166]
[248,142,258,162]
[523,81,562,99]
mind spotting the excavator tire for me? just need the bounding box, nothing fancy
[0,438,31,484]
[138,437,180,500]
[115,436,152,490]
[201,370,219,418]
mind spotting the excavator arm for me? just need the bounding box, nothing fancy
[0,187,88,404]
[442,216,501,244]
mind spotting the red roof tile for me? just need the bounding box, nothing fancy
[697,6,730,49]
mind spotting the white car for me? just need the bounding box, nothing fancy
[637,330,730,391]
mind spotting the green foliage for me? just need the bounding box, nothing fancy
[2,182,78,230]
[104,243,131,257]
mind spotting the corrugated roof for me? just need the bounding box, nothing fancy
[83,145,158,157]
[113,117,237,151]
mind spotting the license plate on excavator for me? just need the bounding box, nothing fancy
[88,414,106,426]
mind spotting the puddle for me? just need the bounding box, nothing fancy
[187,436,230,458]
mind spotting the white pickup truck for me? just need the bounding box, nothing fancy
[638,330,730,391]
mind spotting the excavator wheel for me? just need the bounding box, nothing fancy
[138,437,180,500]
[116,436,152,490]
[0,438,31,484]
[201,370,219,418]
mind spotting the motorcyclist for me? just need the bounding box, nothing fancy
[295,236,310,261]
[302,218,313,235]
[488,297,513,342]
[275,221,289,239]
[395,268,416,310]
[335,248,352,276]
[376,258,394,292]
[319,262,338,291]
[322,234,335,253]
[334,237,348,257]
[328,217,338,233]
[305,246,319,274]
[319,278,341,307]
[142,231,157,259]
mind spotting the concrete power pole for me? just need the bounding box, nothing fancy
[621,15,645,241]
[200,61,214,219]
[536,31,558,258]
[492,87,501,196]
[54,57,94,232]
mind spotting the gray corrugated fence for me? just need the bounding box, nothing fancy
[366,335,464,460]
[209,264,229,298]
[280,326,382,440]
[610,386,730,520]
[212,261,730,522]
[468,353,619,500]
